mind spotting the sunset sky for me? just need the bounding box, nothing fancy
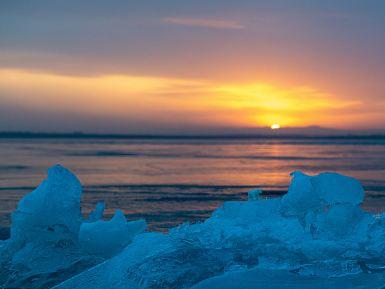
[0,0,384,133]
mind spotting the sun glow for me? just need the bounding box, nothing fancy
[271,124,281,130]
[0,68,361,130]
[214,83,359,127]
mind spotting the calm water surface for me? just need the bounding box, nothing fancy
[0,137,384,231]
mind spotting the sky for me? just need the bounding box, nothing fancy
[0,0,384,134]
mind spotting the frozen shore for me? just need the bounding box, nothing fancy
[1,165,384,289]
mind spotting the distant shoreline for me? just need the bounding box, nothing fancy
[0,132,384,139]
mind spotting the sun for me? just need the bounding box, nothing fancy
[271,123,281,130]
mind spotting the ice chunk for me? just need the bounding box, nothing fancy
[280,171,319,217]
[313,172,365,205]
[0,165,99,289]
[11,164,82,244]
[54,231,238,289]
[86,201,105,222]
[248,189,262,201]
[3,168,384,289]
[305,203,373,240]
[212,198,281,222]
[281,171,365,217]
[53,171,385,289]
[79,210,146,258]
[0,165,146,289]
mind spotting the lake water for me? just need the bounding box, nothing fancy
[0,137,384,232]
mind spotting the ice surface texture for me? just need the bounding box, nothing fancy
[54,169,385,289]
[79,210,146,258]
[190,268,385,289]
[0,165,146,289]
[1,165,385,289]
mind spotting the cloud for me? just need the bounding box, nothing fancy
[163,17,244,29]
[0,68,364,131]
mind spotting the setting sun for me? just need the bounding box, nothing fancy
[271,124,281,130]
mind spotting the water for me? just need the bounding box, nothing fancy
[0,137,384,232]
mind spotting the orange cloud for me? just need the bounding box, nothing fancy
[0,68,363,129]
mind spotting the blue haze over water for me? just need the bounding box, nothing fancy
[0,136,384,232]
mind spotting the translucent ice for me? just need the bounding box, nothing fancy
[2,168,385,289]
[0,165,97,289]
[190,268,385,289]
[54,171,385,289]
[79,210,146,258]
[280,171,364,217]
[0,165,146,289]
[247,188,262,200]
[86,201,105,222]
[11,164,82,244]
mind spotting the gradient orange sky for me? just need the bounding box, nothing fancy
[0,1,384,133]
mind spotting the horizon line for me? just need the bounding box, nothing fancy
[0,131,384,139]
